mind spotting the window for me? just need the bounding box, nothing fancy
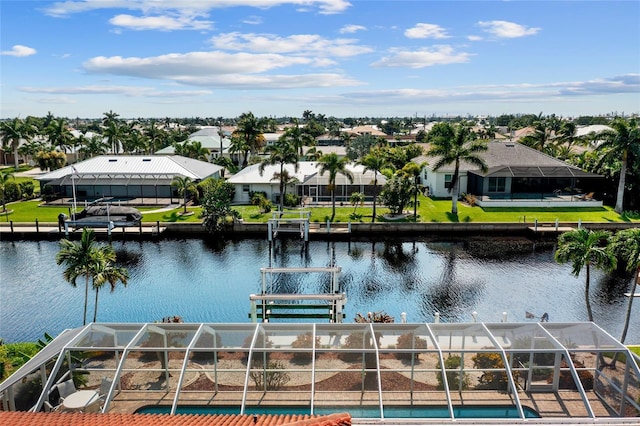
[242,185,250,193]
[488,177,506,192]
[444,174,452,189]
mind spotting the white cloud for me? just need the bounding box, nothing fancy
[404,23,449,39]
[341,74,640,105]
[44,0,351,17]
[477,20,540,38]
[81,51,362,88]
[1,45,37,57]
[109,13,213,31]
[467,35,482,42]
[371,45,471,69]
[210,32,372,57]
[339,24,366,34]
[20,85,212,97]
[243,15,263,25]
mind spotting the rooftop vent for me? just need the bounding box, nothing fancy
[108,159,117,162]
[143,158,151,162]
[505,143,515,147]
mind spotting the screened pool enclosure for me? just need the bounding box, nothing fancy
[1,322,639,422]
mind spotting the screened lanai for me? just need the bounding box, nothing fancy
[2,322,639,423]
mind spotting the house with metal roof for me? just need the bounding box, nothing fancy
[36,155,223,205]
[415,142,603,207]
[156,126,231,160]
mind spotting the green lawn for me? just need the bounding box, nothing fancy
[2,195,637,224]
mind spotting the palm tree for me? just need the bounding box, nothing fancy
[0,170,15,213]
[359,149,387,222]
[234,112,265,168]
[0,117,35,169]
[260,137,299,212]
[610,228,640,344]
[317,153,353,221]
[597,118,640,213]
[45,117,75,153]
[102,112,125,154]
[91,246,128,323]
[555,228,617,321]
[427,123,488,215]
[171,175,197,214]
[78,134,109,159]
[283,119,315,156]
[520,118,555,154]
[401,162,424,221]
[56,229,103,325]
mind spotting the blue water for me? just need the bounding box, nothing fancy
[1,237,638,343]
[135,404,541,418]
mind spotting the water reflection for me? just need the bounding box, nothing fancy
[0,237,638,345]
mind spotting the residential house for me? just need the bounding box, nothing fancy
[415,141,603,207]
[36,155,223,205]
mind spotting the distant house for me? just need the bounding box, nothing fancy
[36,155,223,205]
[227,161,386,205]
[414,141,603,207]
[156,126,230,160]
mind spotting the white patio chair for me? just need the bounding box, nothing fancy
[51,379,77,403]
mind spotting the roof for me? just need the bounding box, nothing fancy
[227,162,385,186]
[575,124,612,137]
[415,141,599,177]
[0,412,351,426]
[157,127,230,154]
[227,162,319,185]
[35,156,223,182]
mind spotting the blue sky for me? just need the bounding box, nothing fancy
[1,0,639,119]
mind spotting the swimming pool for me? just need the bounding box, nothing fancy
[135,405,541,419]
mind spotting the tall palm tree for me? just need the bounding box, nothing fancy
[555,228,617,321]
[0,170,15,213]
[45,117,75,153]
[91,246,128,323]
[401,162,424,221]
[171,175,197,214]
[0,117,35,169]
[78,134,109,159]
[283,119,315,156]
[359,149,387,222]
[234,112,265,168]
[103,113,125,154]
[260,137,299,213]
[520,119,555,155]
[610,228,640,344]
[56,229,104,325]
[317,153,353,221]
[426,123,488,215]
[597,118,640,213]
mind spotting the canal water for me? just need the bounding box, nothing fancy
[1,237,637,344]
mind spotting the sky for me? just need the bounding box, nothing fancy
[1,0,639,120]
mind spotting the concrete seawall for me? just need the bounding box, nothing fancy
[1,220,638,241]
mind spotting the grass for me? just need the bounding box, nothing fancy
[1,195,637,224]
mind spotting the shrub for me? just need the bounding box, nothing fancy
[283,193,300,207]
[249,360,290,390]
[250,191,268,205]
[436,355,470,390]
[3,181,21,202]
[472,352,515,390]
[291,332,320,363]
[395,333,428,361]
[19,181,35,199]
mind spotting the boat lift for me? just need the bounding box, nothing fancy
[267,210,311,242]
[249,266,346,323]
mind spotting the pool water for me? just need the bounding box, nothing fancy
[135,404,541,418]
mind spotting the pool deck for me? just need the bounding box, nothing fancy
[105,389,615,420]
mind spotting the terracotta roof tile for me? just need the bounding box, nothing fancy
[0,412,351,426]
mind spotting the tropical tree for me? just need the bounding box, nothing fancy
[56,229,106,325]
[610,228,640,344]
[45,117,75,153]
[359,149,387,222]
[259,137,299,213]
[426,123,488,215]
[171,175,198,214]
[282,119,315,156]
[596,118,640,213]
[0,117,35,169]
[78,134,109,159]
[91,247,129,322]
[379,172,414,216]
[102,111,125,154]
[349,192,365,216]
[234,112,265,168]
[200,178,239,234]
[554,228,617,321]
[520,118,555,155]
[317,153,353,221]
[401,162,424,221]
[0,170,15,213]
